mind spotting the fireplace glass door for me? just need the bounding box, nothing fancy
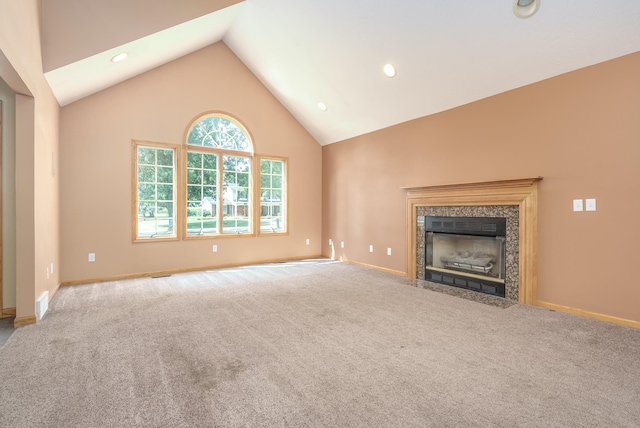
[424,216,507,297]
[426,233,506,281]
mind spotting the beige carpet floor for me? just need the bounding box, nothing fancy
[1,259,639,427]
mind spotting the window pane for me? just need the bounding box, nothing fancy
[237,172,249,188]
[235,157,250,171]
[135,145,176,239]
[203,153,216,169]
[188,169,202,185]
[203,170,216,185]
[158,202,174,218]
[260,159,286,233]
[157,184,173,201]
[157,149,173,166]
[138,201,155,218]
[138,183,155,201]
[186,151,219,236]
[187,152,202,168]
[138,165,155,183]
[157,166,173,183]
[261,161,270,173]
[138,147,156,165]
[260,174,270,188]
[272,161,283,175]
[187,116,251,152]
[187,215,217,235]
[203,186,216,198]
[187,185,202,202]
[223,171,235,183]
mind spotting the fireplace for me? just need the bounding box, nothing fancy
[405,177,542,304]
[425,216,507,297]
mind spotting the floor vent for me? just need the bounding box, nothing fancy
[36,291,49,321]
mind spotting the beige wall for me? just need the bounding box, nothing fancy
[59,42,322,282]
[323,52,640,323]
[0,0,61,318]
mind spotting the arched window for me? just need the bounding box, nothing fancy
[186,115,253,152]
[185,113,254,236]
[133,112,286,242]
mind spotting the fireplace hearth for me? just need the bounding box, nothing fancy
[425,216,507,297]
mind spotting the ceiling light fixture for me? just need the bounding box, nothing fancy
[383,63,397,78]
[513,0,540,19]
[317,101,327,111]
[110,52,128,63]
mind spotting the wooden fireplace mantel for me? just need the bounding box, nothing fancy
[405,177,542,305]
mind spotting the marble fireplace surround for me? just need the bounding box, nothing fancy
[404,178,541,305]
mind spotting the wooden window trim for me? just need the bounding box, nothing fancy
[257,155,289,236]
[131,140,181,243]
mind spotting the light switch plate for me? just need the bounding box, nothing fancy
[573,199,583,212]
[586,198,596,211]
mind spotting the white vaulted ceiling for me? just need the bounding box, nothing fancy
[42,0,640,145]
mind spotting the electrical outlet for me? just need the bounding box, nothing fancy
[341,241,344,248]
[369,245,374,253]
[586,198,596,211]
[387,247,392,256]
[88,253,95,262]
[50,263,54,275]
[573,199,583,212]
[329,239,333,246]
[306,238,310,245]
[212,244,218,252]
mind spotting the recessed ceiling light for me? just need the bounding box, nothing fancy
[317,101,327,111]
[110,52,128,63]
[513,0,540,19]
[383,63,397,78]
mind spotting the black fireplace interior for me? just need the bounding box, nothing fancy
[425,216,507,297]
